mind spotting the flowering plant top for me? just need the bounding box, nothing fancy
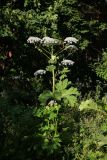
[34,69,46,76]
[27,36,41,44]
[64,37,78,44]
[27,36,78,45]
[61,59,75,66]
[41,37,60,45]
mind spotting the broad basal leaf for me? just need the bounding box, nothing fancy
[79,99,99,111]
[39,90,53,106]
[55,79,71,91]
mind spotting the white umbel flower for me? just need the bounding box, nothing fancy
[12,76,20,80]
[27,36,41,44]
[64,37,78,44]
[65,45,78,51]
[34,69,46,76]
[61,59,75,66]
[48,100,57,106]
[41,37,59,45]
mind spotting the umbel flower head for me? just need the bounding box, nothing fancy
[34,69,46,76]
[69,45,78,50]
[61,59,75,66]
[65,45,78,51]
[12,76,20,80]
[48,100,57,106]
[64,37,78,44]
[41,37,60,45]
[27,36,41,44]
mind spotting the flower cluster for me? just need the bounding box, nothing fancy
[34,69,46,76]
[12,76,20,80]
[61,59,75,66]
[64,37,78,44]
[27,36,77,76]
[65,45,78,51]
[27,36,41,44]
[27,36,60,45]
[41,37,60,45]
[48,100,57,106]
[69,45,78,50]
[27,36,78,46]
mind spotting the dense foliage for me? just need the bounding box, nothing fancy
[0,0,107,159]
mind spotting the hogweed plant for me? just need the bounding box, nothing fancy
[27,36,79,154]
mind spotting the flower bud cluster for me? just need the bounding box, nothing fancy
[41,37,60,45]
[27,36,60,45]
[61,60,75,66]
[48,100,57,106]
[64,37,78,44]
[27,36,41,44]
[34,69,46,76]
[27,36,78,45]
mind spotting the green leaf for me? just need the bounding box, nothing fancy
[64,95,77,106]
[49,112,57,120]
[46,65,56,72]
[39,90,53,105]
[62,87,79,97]
[53,91,62,100]
[79,99,99,111]
[50,124,55,130]
[80,39,90,50]
[97,135,107,147]
[55,79,71,91]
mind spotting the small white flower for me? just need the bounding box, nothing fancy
[64,37,78,44]
[12,76,20,80]
[61,59,75,66]
[34,69,46,76]
[48,100,57,106]
[27,36,41,44]
[65,45,78,51]
[69,45,78,50]
[41,37,59,45]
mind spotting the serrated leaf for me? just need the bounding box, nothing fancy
[79,99,99,111]
[39,90,53,105]
[55,79,70,91]
[35,108,43,117]
[65,95,77,106]
[62,87,79,97]
[46,65,56,72]
[97,135,107,147]
[53,91,62,100]
[50,124,55,130]
[49,112,57,120]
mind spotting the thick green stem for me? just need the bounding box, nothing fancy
[52,69,55,93]
[51,46,55,93]
[55,120,57,135]
[55,108,59,135]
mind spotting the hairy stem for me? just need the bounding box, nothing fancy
[55,108,59,135]
[52,69,55,93]
[51,46,55,93]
